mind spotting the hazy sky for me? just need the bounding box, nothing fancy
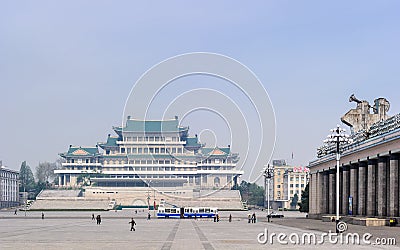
[1,1,400,181]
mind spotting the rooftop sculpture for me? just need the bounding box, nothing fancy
[341,94,390,134]
[317,94,400,158]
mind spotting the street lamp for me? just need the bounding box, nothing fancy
[263,164,274,221]
[324,124,352,233]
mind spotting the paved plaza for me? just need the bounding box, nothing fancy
[0,210,398,249]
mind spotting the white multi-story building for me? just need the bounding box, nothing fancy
[0,164,19,208]
[270,160,309,209]
[55,117,243,190]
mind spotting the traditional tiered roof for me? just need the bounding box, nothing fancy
[113,117,188,135]
[60,146,100,157]
[97,135,119,149]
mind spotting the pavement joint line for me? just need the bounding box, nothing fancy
[0,220,90,239]
[192,221,215,250]
[161,220,180,250]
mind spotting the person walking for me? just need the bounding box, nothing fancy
[129,218,136,231]
[92,214,95,220]
[41,212,44,220]
[229,214,232,222]
[147,213,151,220]
[14,209,17,215]
[248,214,251,223]
[96,215,102,225]
[252,212,256,223]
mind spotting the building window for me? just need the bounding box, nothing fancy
[290,184,293,188]
[121,148,126,154]
[214,177,220,186]
[277,185,281,188]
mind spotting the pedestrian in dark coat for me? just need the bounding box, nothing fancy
[96,215,101,225]
[129,218,136,231]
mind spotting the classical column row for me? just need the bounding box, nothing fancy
[311,154,399,218]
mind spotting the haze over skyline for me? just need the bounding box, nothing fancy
[1,1,400,181]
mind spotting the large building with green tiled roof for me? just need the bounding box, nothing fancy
[55,117,243,190]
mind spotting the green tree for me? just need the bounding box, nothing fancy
[236,180,265,206]
[298,183,309,212]
[36,161,57,183]
[290,193,299,209]
[19,161,36,192]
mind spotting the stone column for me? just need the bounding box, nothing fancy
[58,176,62,186]
[358,161,367,216]
[322,172,329,214]
[63,175,67,187]
[312,173,317,214]
[389,155,399,217]
[367,160,377,216]
[377,157,387,217]
[339,169,343,215]
[349,164,358,216]
[342,166,350,215]
[317,171,324,215]
[309,173,315,214]
[328,170,336,215]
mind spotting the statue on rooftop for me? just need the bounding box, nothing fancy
[341,94,390,134]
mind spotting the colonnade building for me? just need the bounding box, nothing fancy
[0,164,19,208]
[55,117,243,190]
[309,96,400,219]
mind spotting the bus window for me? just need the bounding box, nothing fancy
[166,209,170,213]
[205,208,210,213]
[199,208,204,213]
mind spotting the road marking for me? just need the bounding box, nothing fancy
[192,221,215,250]
[161,221,180,250]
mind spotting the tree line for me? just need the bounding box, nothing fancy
[18,159,64,199]
[233,180,309,212]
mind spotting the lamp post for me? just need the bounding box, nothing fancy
[263,164,274,221]
[324,124,352,233]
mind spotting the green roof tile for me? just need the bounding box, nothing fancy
[98,136,119,148]
[115,118,188,133]
[62,146,100,157]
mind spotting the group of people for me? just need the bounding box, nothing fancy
[248,212,257,223]
[213,214,220,222]
[92,214,102,225]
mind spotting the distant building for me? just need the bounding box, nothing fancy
[268,160,309,210]
[55,117,243,190]
[0,164,19,208]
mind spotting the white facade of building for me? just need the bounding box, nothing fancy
[0,165,19,208]
[55,117,243,190]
